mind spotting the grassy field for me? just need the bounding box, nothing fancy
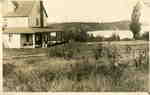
[3,41,149,92]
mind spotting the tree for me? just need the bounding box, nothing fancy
[130,2,142,40]
[75,24,88,42]
[63,24,89,42]
[63,27,76,41]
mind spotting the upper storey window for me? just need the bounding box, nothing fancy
[36,18,39,26]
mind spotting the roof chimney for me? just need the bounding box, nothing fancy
[6,0,16,13]
[12,1,19,11]
[40,0,44,28]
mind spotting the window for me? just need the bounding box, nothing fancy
[9,33,13,42]
[2,19,8,31]
[36,18,39,26]
[26,34,30,42]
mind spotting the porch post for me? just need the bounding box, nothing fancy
[32,33,35,48]
[56,32,58,43]
[49,32,51,41]
[61,32,63,41]
[42,33,45,48]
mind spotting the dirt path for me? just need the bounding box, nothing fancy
[3,54,47,60]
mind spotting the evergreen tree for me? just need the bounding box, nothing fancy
[130,2,142,40]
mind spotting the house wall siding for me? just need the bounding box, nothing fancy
[5,17,29,27]
[28,1,40,27]
[28,1,47,27]
[3,33,21,48]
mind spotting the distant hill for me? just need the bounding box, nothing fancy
[48,20,130,31]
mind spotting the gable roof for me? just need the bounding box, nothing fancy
[3,0,48,17]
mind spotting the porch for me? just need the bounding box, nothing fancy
[3,27,64,48]
[21,31,64,48]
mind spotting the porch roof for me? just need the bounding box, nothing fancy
[3,27,63,34]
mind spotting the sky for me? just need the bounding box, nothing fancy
[0,0,149,25]
[43,0,150,23]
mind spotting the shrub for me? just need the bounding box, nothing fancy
[3,63,16,77]
[93,45,104,60]
[48,42,80,59]
[48,46,65,57]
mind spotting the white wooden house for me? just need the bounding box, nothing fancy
[2,0,63,48]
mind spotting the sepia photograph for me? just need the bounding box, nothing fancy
[0,0,150,92]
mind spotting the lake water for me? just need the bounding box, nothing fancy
[87,30,149,39]
[87,30,133,39]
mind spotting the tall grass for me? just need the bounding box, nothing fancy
[48,42,81,59]
[3,42,148,92]
[3,56,148,91]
